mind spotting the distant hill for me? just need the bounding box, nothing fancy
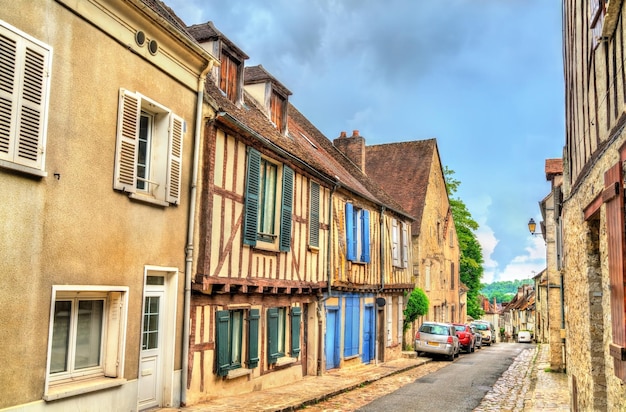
[480,279,533,304]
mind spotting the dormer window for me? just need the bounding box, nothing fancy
[219,50,242,103]
[270,91,286,132]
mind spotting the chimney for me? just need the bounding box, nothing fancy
[333,130,366,172]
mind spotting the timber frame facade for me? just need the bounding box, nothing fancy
[562,0,626,410]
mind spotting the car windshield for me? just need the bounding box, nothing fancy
[420,324,449,336]
[454,325,466,331]
[473,323,488,330]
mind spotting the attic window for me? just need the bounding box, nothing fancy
[220,51,241,103]
[300,132,317,149]
[270,91,286,132]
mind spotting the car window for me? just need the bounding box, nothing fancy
[454,325,465,331]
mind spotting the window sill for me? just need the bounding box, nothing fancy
[44,377,127,401]
[128,193,169,207]
[0,160,47,178]
[226,368,252,380]
[275,356,297,367]
[308,245,320,253]
[344,354,360,361]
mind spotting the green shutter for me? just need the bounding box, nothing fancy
[346,203,356,261]
[248,309,260,368]
[243,148,261,246]
[267,308,280,364]
[216,310,230,376]
[280,165,294,252]
[291,307,301,357]
[309,182,320,247]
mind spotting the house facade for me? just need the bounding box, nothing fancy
[562,0,626,409]
[0,0,218,410]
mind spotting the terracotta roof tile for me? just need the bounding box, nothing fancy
[545,158,563,180]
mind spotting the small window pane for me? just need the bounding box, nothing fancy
[277,308,285,355]
[74,300,104,370]
[51,301,72,373]
[142,296,160,350]
[231,311,242,364]
[259,160,277,234]
[146,275,165,285]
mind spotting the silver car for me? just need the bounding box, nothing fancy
[414,322,460,361]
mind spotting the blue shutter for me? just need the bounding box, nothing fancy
[279,165,294,252]
[346,203,356,261]
[344,296,360,357]
[216,310,230,376]
[309,182,320,247]
[243,148,261,246]
[361,210,370,263]
[248,309,260,368]
[267,308,280,364]
[291,306,301,357]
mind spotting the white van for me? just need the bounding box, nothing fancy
[518,330,532,343]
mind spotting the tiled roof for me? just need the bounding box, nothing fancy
[141,0,197,42]
[187,21,249,60]
[365,139,438,235]
[244,65,292,97]
[545,158,563,180]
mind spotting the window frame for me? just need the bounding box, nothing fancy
[0,20,52,177]
[216,308,260,377]
[114,88,184,206]
[44,285,128,400]
[219,50,242,103]
[267,306,301,365]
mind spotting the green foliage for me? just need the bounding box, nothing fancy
[403,287,429,331]
[481,279,533,303]
[445,167,484,319]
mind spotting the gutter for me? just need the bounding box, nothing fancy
[181,62,214,406]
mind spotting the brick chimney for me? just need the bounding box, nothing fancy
[333,130,366,172]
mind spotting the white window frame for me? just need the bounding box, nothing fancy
[392,218,409,268]
[44,285,129,401]
[114,88,184,206]
[0,20,52,177]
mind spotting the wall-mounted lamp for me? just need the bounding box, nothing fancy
[527,218,542,236]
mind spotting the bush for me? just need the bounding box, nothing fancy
[403,287,429,331]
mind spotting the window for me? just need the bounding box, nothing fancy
[590,0,606,49]
[309,181,320,248]
[219,51,241,103]
[344,296,360,357]
[267,306,301,364]
[270,91,286,132]
[450,262,455,290]
[216,309,260,376]
[346,203,370,263]
[114,89,184,206]
[392,218,409,268]
[0,20,52,176]
[45,286,128,399]
[243,147,293,251]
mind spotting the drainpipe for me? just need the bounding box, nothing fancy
[317,180,339,376]
[379,206,386,292]
[181,62,213,406]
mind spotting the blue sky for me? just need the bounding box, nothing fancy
[168,0,564,285]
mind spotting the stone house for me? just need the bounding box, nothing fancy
[0,0,219,410]
[562,0,626,409]
[502,285,535,339]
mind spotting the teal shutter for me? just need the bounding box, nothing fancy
[361,210,370,263]
[248,309,260,368]
[346,203,356,261]
[279,165,294,252]
[216,310,230,376]
[291,307,301,357]
[267,308,280,364]
[243,148,261,246]
[309,182,320,247]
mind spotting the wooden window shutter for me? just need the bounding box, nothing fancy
[290,307,301,357]
[270,91,284,131]
[279,165,294,252]
[392,219,400,266]
[309,182,320,247]
[361,210,371,263]
[104,292,122,378]
[0,28,50,170]
[402,222,409,268]
[216,310,230,376]
[165,114,184,205]
[603,162,626,380]
[267,308,280,364]
[247,309,260,368]
[219,54,239,103]
[243,148,261,246]
[114,89,140,193]
[346,203,356,261]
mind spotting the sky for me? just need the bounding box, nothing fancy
[167,0,564,285]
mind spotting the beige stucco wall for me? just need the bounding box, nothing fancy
[0,1,212,408]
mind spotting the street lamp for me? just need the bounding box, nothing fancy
[527,218,542,236]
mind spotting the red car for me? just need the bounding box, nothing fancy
[453,323,476,353]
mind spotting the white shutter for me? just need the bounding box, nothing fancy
[0,25,51,171]
[166,114,183,204]
[113,89,139,193]
[392,218,399,266]
[104,292,122,377]
[402,222,409,268]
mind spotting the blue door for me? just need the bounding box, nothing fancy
[362,305,375,363]
[325,308,340,369]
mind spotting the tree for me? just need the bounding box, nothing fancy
[444,166,484,319]
[403,287,429,331]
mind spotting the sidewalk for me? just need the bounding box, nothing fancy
[159,343,569,412]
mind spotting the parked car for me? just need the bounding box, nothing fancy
[453,323,476,353]
[518,330,532,343]
[415,322,460,361]
[471,321,496,346]
[472,325,482,349]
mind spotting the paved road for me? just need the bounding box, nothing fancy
[356,343,530,412]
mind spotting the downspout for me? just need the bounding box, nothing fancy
[182,62,213,406]
[379,206,386,292]
[317,180,339,376]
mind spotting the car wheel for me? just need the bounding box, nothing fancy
[447,353,454,361]
[471,343,475,353]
